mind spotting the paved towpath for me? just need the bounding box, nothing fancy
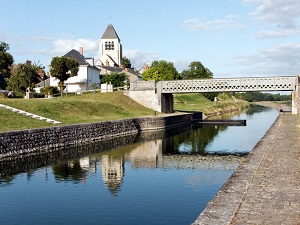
[193,113,300,225]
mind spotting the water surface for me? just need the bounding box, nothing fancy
[0,105,279,225]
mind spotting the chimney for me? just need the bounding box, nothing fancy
[143,63,149,71]
[79,47,83,55]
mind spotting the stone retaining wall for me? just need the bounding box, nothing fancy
[0,113,201,159]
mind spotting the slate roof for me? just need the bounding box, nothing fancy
[64,49,89,66]
[101,66,142,78]
[64,49,100,71]
[101,23,120,41]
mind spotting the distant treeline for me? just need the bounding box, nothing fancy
[234,92,291,102]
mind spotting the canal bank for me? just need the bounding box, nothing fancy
[0,112,202,159]
[193,112,300,224]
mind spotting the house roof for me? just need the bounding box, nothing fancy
[64,49,100,71]
[101,23,120,41]
[64,49,89,66]
[101,66,142,78]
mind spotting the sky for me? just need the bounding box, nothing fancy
[1,0,300,78]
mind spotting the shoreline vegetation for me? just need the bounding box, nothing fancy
[0,91,254,133]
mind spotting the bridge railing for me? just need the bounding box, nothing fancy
[158,76,296,93]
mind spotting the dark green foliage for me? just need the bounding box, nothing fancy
[50,56,79,95]
[7,63,41,92]
[101,72,128,88]
[234,92,291,102]
[0,42,14,82]
[142,60,180,81]
[181,61,213,79]
[40,86,59,95]
[122,56,132,68]
[202,92,218,101]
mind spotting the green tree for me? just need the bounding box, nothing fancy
[122,56,132,68]
[102,72,128,88]
[181,61,213,79]
[7,63,41,92]
[142,60,179,81]
[50,56,79,96]
[0,42,14,82]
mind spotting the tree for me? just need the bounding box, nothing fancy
[142,60,180,81]
[122,56,132,69]
[50,56,79,96]
[102,72,128,88]
[181,61,213,79]
[7,63,41,92]
[0,42,14,80]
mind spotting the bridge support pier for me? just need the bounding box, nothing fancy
[292,76,300,114]
[160,93,174,113]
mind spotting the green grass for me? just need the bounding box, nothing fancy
[0,91,249,132]
[174,93,249,116]
[0,92,157,132]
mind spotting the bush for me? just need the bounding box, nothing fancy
[40,86,59,95]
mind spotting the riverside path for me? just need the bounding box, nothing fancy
[193,112,300,225]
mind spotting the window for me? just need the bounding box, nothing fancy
[105,41,114,50]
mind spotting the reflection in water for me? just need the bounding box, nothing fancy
[0,104,277,189]
[102,155,124,196]
[0,104,278,225]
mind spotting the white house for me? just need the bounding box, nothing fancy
[50,48,100,93]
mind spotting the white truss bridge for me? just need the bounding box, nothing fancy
[158,76,296,93]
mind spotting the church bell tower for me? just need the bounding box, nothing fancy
[99,23,122,67]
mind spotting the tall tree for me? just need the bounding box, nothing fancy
[122,56,132,69]
[181,61,213,79]
[7,63,41,92]
[0,42,14,80]
[102,72,128,88]
[50,56,79,96]
[142,60,179,81]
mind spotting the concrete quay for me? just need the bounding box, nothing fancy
[193,113,300,225]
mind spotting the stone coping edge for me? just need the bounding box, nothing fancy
[192,113,281,225]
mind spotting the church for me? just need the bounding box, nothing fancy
[96,23,142,82]
[39,23,141,93]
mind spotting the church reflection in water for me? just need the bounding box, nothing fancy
[0,125,243,195]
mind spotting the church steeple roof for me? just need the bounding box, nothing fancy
[101,23,120,41]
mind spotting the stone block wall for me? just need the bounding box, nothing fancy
[0,113,201,159]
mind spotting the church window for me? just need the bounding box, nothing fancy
[104,41,114,50]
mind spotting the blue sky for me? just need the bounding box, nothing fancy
[1,0,300,78]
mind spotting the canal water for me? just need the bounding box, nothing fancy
[0,105,278,225]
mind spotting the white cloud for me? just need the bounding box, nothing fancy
[183,15,246,30]
[256,28,300,39]
[123,49,160,69]
[51,38,98,56]
[244,0,300,38]
[234,43,300,75]
[172,59,191,72]
[244,0,300,28]
[0,32,5,39]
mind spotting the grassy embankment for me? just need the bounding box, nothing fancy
[0,91,248,132]
[174,93,249,117]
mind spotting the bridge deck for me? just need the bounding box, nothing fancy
[159,76,296,93]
